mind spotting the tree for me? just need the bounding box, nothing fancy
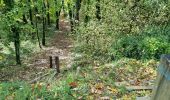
[96,0,101,20]
[28,0,33,25]
[46,0,50,25]
[42,0,46,46]
[55,0,61,30]
[68,2,73,31]
[12,25,21,65]
[75,0,82,22]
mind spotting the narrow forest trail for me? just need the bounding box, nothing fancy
[0,19,75,82]
[26,19,75,82]
[31,19,73,69]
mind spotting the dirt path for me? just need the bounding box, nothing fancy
[0,19,74,82]
[30,19,73,69]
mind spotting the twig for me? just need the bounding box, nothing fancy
[29,73,50,84]
[126,86,154,91]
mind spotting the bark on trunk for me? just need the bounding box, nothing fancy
[75,0,82,21]
[56,11,60,30]
[55,0,61,30]
[12,26,21,65]
[42,0,46,46]
[47,0,50,25]
[96,0,101,20]
[68,3,74,31]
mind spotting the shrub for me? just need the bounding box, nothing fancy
[74,21,114,63]
[112,32,170,60]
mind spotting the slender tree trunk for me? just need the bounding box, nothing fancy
[84,0,90,24]
[28,0,33,25]
[42,17,46,46]
[56,11,61,30]
[96,0,101,20]
[36,18,42,48]
[29,9,33,25]
[35,9,42,48]
[55,0,61,30]
[12,26,21,65]
[22,14,28,23]
[75,0,82,22]
[46,0,50,25]
[28,0,36,39]
[42,0,46,46]
[62,0,66,17]
[68,3,74,31]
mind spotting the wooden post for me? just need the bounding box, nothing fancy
[49,56,53,68]
[55,56,60,73]
[151,54,170,100]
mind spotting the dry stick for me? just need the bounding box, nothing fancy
[126,86,154,91]
[55,56,60,73]
[29,73,50,84]
[49,56,53,68]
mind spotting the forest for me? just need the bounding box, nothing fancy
[0,0,170,99]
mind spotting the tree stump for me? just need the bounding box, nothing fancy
[55,56,60,73]
[49,56,53,68]
[151,54,170,100]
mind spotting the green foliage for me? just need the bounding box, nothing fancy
[74,0,170,61]
[141,36,169,59]
[74,21,114,63]
[0,82,56,99]
[0,0,64,65]
[113,26,170,59]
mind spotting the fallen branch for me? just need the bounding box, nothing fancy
[29,73,50,84]
[126,86,154,91]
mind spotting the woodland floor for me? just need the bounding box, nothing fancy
[0,19,157,99]
[0,19,74,82]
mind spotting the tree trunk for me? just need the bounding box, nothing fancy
[42,0,46,46]
[68,3,74,31]
[42,17,46,46]
[96,0,101,20]
[55,0,61,30]
[46,0,50,25]
[22,14,28,23]
[35,12,42,48]
[84,0,90,24]
[56,11,60,30]
[62,0,67,17]
[12,26,21,65]
[75,0,82,22]
[28,0,33,25]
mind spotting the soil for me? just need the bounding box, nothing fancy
[0,19,74,82]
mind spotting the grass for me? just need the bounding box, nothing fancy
[0,22,158,99]
[0,58,156,99]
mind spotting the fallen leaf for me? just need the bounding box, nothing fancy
[95,83,104,90]
[37,83,44,90]
[69,82,78,89]
[46,83,50,90]
[31,84,35,91]
[107,86,118,94]
[91,87,102,94]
